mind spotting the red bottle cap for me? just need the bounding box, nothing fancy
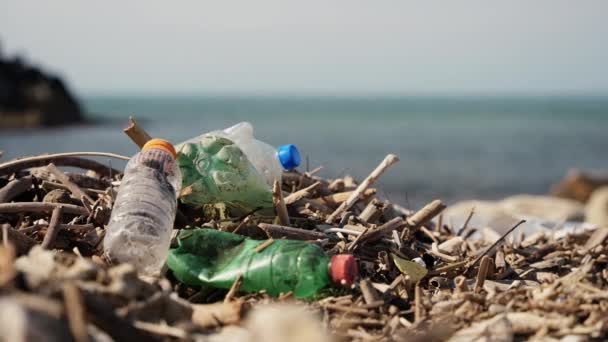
[329,254,358,287]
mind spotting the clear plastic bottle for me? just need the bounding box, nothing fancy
[104,139,182,275]
[181,122,301,186]
[176,135,274,216]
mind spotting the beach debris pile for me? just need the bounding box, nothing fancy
[0,119,607,341]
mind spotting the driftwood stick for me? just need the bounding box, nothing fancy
[47,164,94,205]
[456,206,475,236]
[285,193,333,214]
[0,176,33,203]
[284,181,321,205]
[323,303,374,317]
[41,180,106,196]
[474,256,491,293]
[0,238,15,287]
[582,226,608,253]
[0,152,127,177]
[0,202,88,215]
[255,238,274,253]
[191,301,244,328]
[326,154,399,223]
[258,223,326,240]
[429,261,468,276]
[358,199,385,223]
[415,282,424,322]
[0,224,37,255]
[272,181,290,225]
[401,200,446,240]
[436,214,443,232]
[328,178,345,192]
[132,322,186,339]
[62,283,90,342]
[358,217,406,245]
[64,173,110,190]
[282,171,331,194]
[360,278,382,305]
[346,227,370,252]
[1,224,7,248]
[468,219,526,268]
[124,116,152,148]
[224,275,243,303]
[231,215,252,234]
[454,275,470,293]
[312,188,376,208]
[41,205,63,249]
[305,166,324,177]
[430,242,459,262]
[81,290,153,341]
[0,152,124,177]
[19,223,95,234]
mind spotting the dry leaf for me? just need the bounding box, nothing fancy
[392,254,428,282]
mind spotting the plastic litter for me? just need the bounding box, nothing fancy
[103,139,181,275]
[180,122,300,186]
[166,228,358,298]
[176,134,274,215]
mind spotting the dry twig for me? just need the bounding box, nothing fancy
[326,154,399,223]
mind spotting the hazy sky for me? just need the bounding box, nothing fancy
[1,1,607,95]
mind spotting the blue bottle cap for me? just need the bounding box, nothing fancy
[277,144,301,170]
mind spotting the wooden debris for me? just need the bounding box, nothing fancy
[0,242,16,287]
[191,301,244,328]
[313,188,376,208]
[474,256,491,293]
[0,152,126,177]
[41,205,63,249]
[1,147,607,341]
[258,223,326,240]
[62,283,89,342]
[358,198,386,224]
[0,224,37,255]
[356,217,405,244]
[272,180,290,225]
[0,202,87,215]
[123,116,152,148]
[360,278,381,305]
[582,226,608,253]
[468,219,526,268]
[325,154,399,223]
[415,282,424,322]
[284,181,320,205]
[0,176,33,203]
[254,238,274,253]
[401,199,446,239]
[224,275,243,303]
[47,164,94,206]
[323,303,374,317]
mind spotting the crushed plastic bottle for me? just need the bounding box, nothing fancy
[180,122,301,186]
[166,229,358,298]
[176,134,274,215]
[104,139,182,275]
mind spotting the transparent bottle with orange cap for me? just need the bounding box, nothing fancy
[104,139,182,275]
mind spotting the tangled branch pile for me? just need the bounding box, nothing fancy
[0,146,606,341]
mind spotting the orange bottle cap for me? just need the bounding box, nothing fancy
[142,139,177,159]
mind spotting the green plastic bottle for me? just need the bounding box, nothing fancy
[175,135,274,216]
[166,229,358,298]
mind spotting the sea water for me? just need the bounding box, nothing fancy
[1,95,607,205]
